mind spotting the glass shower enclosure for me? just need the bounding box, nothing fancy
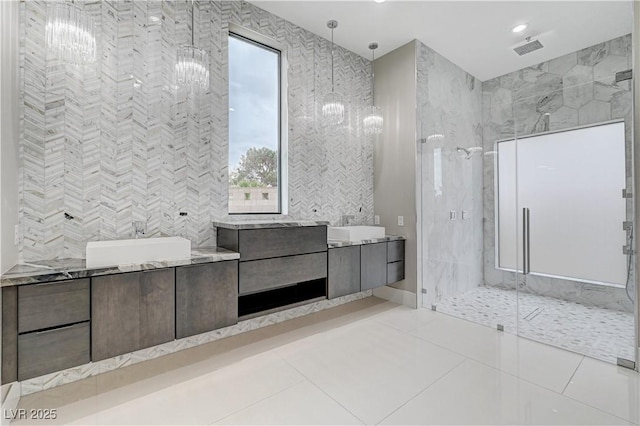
[419,13,636,366]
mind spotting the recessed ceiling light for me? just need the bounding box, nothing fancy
[374,0,386,3]
[512,24,527,33]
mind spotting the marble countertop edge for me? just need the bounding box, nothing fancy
[213,219,331,230]
[1,247,240,287]
[327,235,406,248]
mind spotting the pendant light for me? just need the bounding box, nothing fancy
[176,0,210,93]
[46,2,97,65]
[321,20,345,125]
[363,42,383,136]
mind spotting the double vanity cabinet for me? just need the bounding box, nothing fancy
[1,222,405,386]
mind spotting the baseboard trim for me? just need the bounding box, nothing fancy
[373,286,417,308]
[1,381,21,423]
[19,290,374,396]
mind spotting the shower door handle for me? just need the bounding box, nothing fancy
[522,207,530,275]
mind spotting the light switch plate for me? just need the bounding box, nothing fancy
[398,216,404,226]
[462,210,468,220]
[374,215,380,225]
[449,211,457,220]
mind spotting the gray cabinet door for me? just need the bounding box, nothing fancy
[387,240,405,263]
[92,269,175,361]
[18,322,90,381]
[361,242,387,290]
[328,246,361,299]
[2,287,17,384]
[239,252,327,295]
[176,261,238,339]
[18,279,90,333]
[237,226,327,261]
[387,261,405,284]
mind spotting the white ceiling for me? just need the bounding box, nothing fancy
[250,1,633,81]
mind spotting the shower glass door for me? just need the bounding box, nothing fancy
[511,69,636,365]
[418,74,519,334]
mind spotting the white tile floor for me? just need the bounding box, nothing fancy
[436,286,636,364]
[12,297,640,425]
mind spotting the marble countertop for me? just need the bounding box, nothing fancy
[327,235,406,248]
[213,219,330,230]
[0,247,240,287]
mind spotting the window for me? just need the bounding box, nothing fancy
[228,32,281,214]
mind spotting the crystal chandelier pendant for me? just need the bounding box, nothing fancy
[176,1,210,93]
[46,2,97,65]
[322,91,345,125]
[363,105,383,136]
[363,42,383,136]
[176,45,210,93]
[322,20,345,126]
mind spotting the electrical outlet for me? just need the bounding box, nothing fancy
[14,225,19,245]
[461,210,468,220]
[398,216,404,226]
[374,215,380,225]
[449,210,457,220]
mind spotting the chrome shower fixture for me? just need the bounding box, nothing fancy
[456,146,483,159]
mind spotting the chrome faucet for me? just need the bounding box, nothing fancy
[341,215,355,226]
[132,221,146,239]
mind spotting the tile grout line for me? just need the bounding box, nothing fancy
[375,356,468,425]
[403,313,593,395]
[396,314,636,424]
[554,361,637,424]
[561,355,584,395]
[279,356,367,425]
[206,374,308,425]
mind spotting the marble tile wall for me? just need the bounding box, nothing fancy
[19,0,374,261]
[416,41,484,306]
[482,34,634,312]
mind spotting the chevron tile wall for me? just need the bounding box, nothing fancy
[19,0,374,261]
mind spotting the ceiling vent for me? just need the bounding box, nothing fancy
[513,38,544,56]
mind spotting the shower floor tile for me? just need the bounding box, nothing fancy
[435,286,635,365]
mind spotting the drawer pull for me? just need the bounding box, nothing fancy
[35,281,64,287]
[35,323,84,334]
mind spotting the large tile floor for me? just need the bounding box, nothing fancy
[12,297,640,425]
[436,286,636,364]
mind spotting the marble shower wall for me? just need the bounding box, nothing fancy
[416,41,483,306]
[19,0,374,261]
[482,34,634,312]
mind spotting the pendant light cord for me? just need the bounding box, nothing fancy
[371,49,375,105]
[191,0,195,46]
[331,27,335,92]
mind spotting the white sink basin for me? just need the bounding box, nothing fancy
[327,226,386,242]
[86,237,191,268]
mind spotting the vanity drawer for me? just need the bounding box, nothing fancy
[18,322,90,381]
[238,226,327,260]
[387,261,405,284]
[239,252,327,295]
[387,240,405,263]
[18,279,90,333]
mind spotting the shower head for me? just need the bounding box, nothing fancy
[456,146,483,159]
[456,147,470,157]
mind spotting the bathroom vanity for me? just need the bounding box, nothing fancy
[1,248,239,384]
[327,238,405,299]
[0,222,405,391]
[215,221,330,318]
